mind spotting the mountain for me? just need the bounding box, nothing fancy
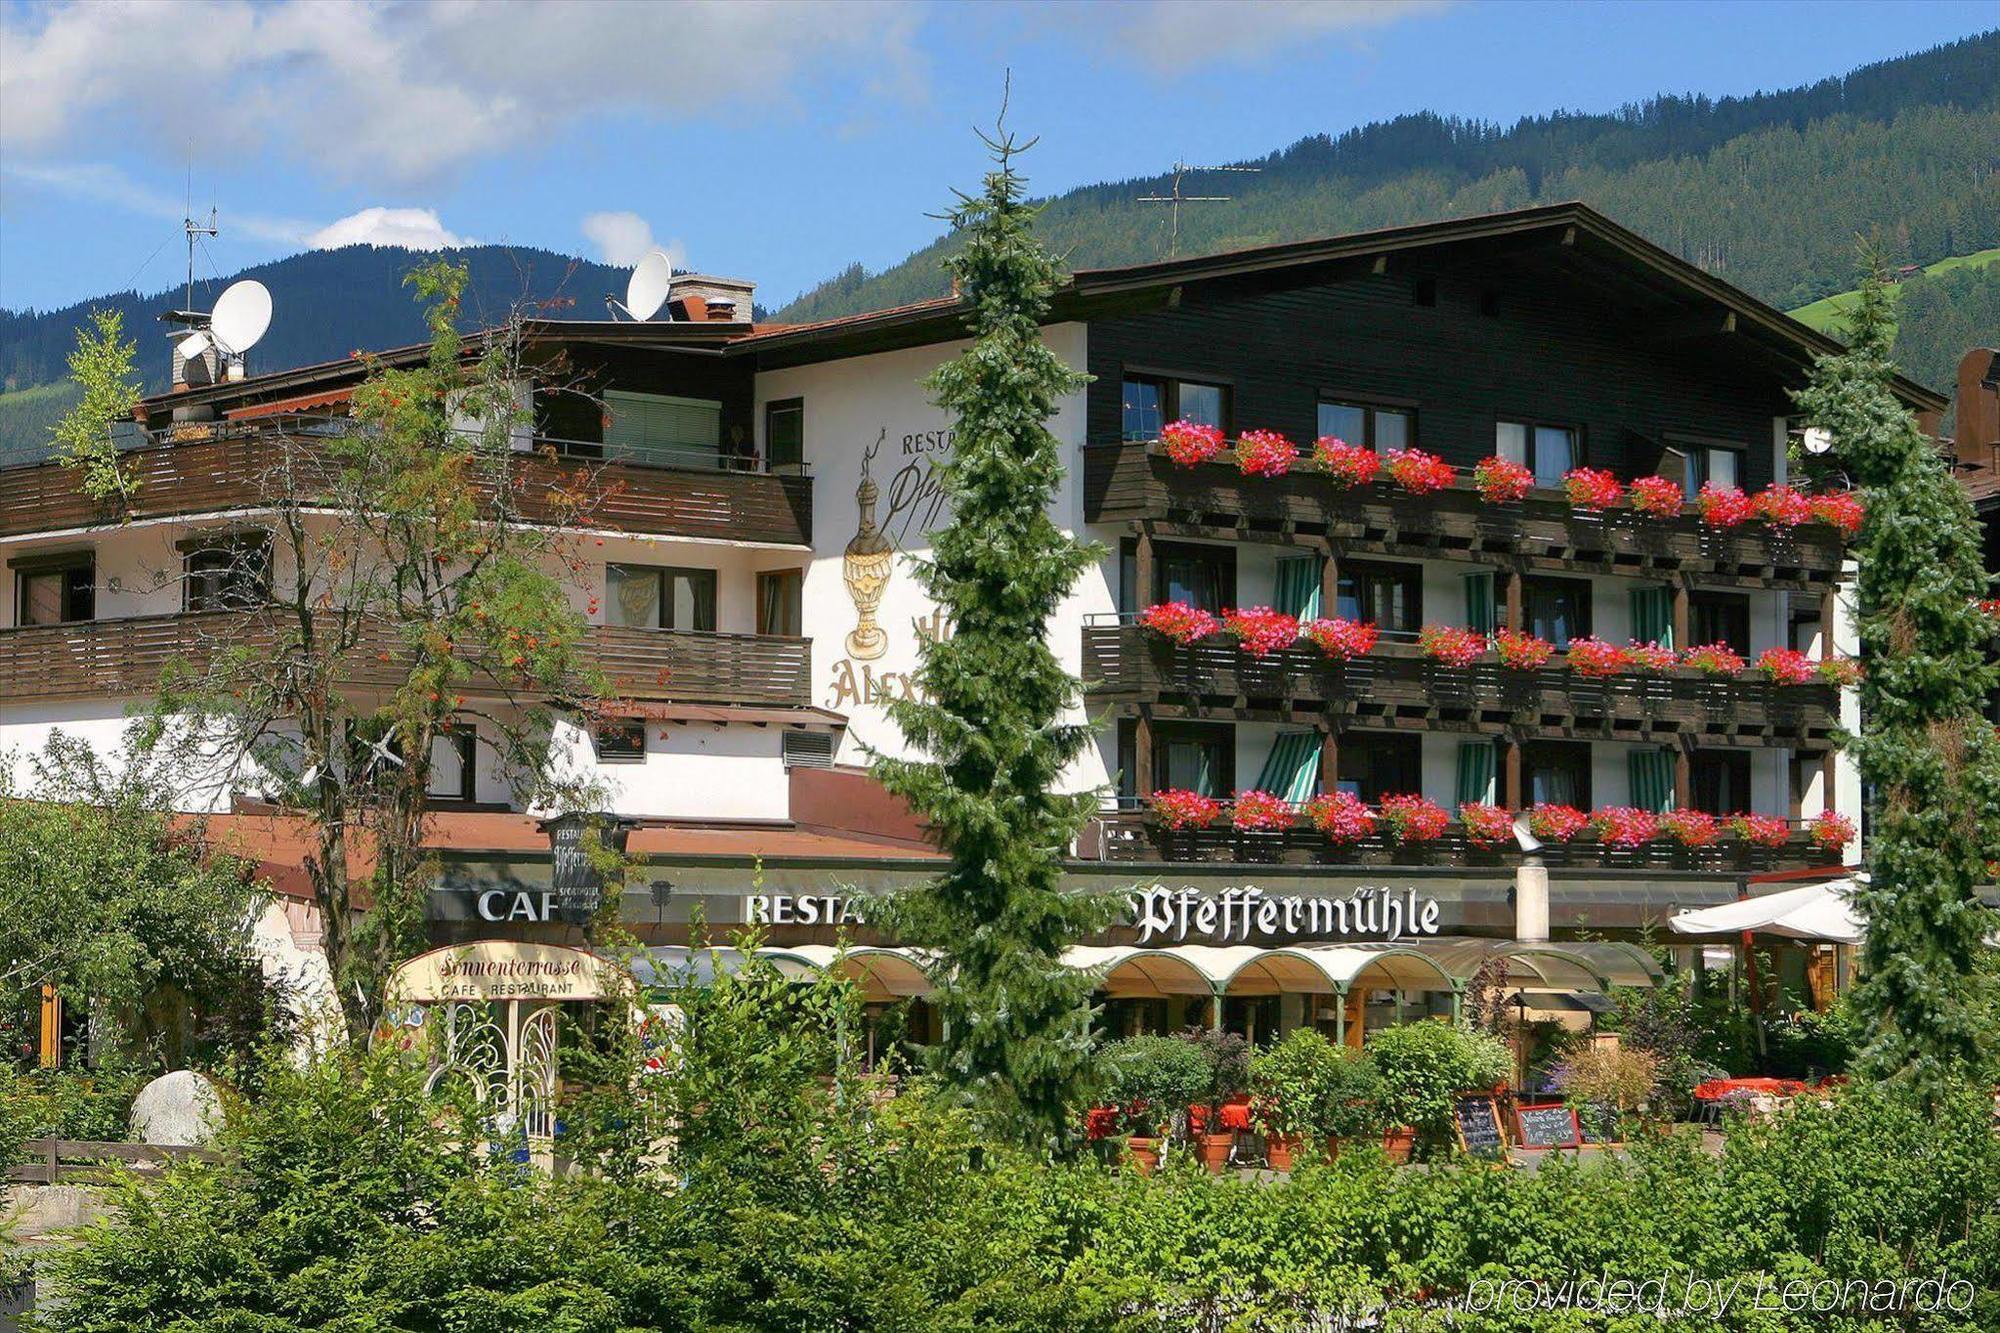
[777,31,2000,387]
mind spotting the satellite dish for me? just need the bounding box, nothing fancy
[625,250,674,322]
[208,279,272,355]
[1802,427,1834,456]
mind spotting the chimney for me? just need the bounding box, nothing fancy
[670,273,755,323]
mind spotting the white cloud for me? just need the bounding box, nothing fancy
[1,1,930,188]
[308,207,468,251]
[579,212,687,269]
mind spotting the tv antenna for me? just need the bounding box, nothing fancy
[606,248,676,321]
[182,206,219,316]
[1138,160,1260,259]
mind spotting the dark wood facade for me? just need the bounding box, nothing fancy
[0,613,810,707]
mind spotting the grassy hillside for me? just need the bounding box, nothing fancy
[776,31,2000,345]
[1790,248,2000,334]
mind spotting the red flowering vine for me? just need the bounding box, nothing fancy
[1627,474,1685,517]
[1380,794,1450,843]
[1473,456,1534,504]
[1161,419,1225,467]
[1304,791,1376,843]
[1680,642,1745,676]
[1592,806,1659,847]
[1313,437,1381,489]
[1809,490,1864,537]
[1149,788,1222,830]
[1222,607,1301,657]
[1493,628,1554,670]
[1459,802,1514,849]
[1659,808,1723,848]
[1562,467,1624,511]
[1754,483,1813,527]
[1730,812,1792,848]
[1299,617,1379,660]
[1234,428,1299,478]
[1565,636,1628,678]
[1809,809,1857,854]
[1384,448,1456,495]
[1417,623,1485,668]
[1755,647,1816,686]
[1231,789,1295,831]
[1139,602,1221,645]
[1697,482,1754,528]
[1527,803,1590,842]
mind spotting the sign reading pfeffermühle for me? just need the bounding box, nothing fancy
[543,813,631,925]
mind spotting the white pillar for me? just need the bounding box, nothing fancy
[1514,858,1550,943]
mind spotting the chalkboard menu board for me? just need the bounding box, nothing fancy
[1575,1102,1620,1145]
[1453,1095,1506,1159]
[1514,1103,1582,1150]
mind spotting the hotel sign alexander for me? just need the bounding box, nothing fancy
[747,883,1442,946]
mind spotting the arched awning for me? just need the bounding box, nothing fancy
[779,944,936,1002]
[1297,943,1462,994]
[1063,945,1218,998]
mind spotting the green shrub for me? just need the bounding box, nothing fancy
[1247,1028,1338,1136]
[1103,1035,1213,1139]
[1367,1021,1507,1138]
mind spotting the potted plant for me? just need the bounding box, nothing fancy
[1417,623,1485,668]
[1493,628,1554,671]
[1729,811,1792,849]
[1174,1027,1249,1174]
[1304,791,1376,851]
[1565,636,1628,679]
[1313,436,1381,489]
[1753,482,1813,527]
[1561,466,1624,512]
[1383,447,1455,495]
[1755,647,1816,686]
[1680,642,1745,678]
[1234,428,1298,477]
[1103,1034,1212,1174]
[1549,1043,1660,1142]
[1366,1021,1510,1161]
[1472,455,1534,505]
[1627,474,1684,518]
[1299,616,1378,661]
[1591,806,1660,850]
[1809,810,1857,856]
[1697,482,1753,529]
[1379,794,1449,848]
[1248,1028,1344,1170]
[1221,606,1301,658]
[1230,789,1293,862]
[1809,490,1864,537]
[1526,802,1590,845]
[1816,657,1863,687]
[1138,601,1221,646]
[1319,1047,1388,1161]
[1160,419,1224,467]
[1458,801,1513,850]
[1659,808,1723,849]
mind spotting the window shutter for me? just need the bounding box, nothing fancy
[603,391,722,467]
[1253,730,1322,803]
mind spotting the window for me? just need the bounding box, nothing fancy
[1152,541,1236,612]
[1317,399,1412,452]
[181,534,269,612]
[591,720,647,763]
[1121,376,1230,440]
[1118,719,1233,797]
[765,398,804,471]
[1336,561,1422,635]
[1690,592,1751,656]
[1497,420,1580,490]
[1334,732,1420,801]
[1523,576,1592,648]
[1523,741,1592,808]
[427,728,476,802]
[12,550,94,625]
[1691,751,1752,815]
[606,564,717,631]
[1682,443,1744,493]
[602,390,722,468]
[757,569,803,637]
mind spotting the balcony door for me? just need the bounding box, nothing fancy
[607,563,716,632]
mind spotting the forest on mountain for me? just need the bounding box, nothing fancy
[778,31,1999,357]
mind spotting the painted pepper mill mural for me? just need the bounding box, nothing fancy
[842,429,895,661]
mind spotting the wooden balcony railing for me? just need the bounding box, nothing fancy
[0,417,812,546]
[1083,623,1839,746]
[1082,441,1846,590]
[1086,807,1829,871]
[0,613,811,707]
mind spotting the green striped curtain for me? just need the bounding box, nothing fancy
[1455,741,1497,806]
[1275,555,1323,619]
[1628,748,1675,813]
[1254,730,1322,803]
[1631,585,1674,650]
[1464,573,1497,636]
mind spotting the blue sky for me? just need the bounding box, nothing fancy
[0,0,1991,314]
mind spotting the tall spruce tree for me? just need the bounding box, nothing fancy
[870,122,1115,1154]
[1793,251,2000,1100]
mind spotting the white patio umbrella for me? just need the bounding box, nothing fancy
[1667,879,1864,945]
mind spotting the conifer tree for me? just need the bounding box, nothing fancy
[870,118,1115,1154]
[1793,249,2000,1100]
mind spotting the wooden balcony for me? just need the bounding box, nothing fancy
[1083,623,1839,747]
[1086,807,1828,872]
[0,419,812,546]
[0,613,811,708]
[1082,441,1846,591]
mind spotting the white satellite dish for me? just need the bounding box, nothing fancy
[1802,427,1834,456]
[625,249,675,322]
[208,279,272,355]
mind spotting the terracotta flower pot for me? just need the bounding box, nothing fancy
[1197,1131,1234,1174]
[1324,1135,1343,1164]
[1264,1133,1302,1172]
[1126,1137,1161,1176]
[1381,1126,1417,1164]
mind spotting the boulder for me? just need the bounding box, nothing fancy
[128,1069,225,1147]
